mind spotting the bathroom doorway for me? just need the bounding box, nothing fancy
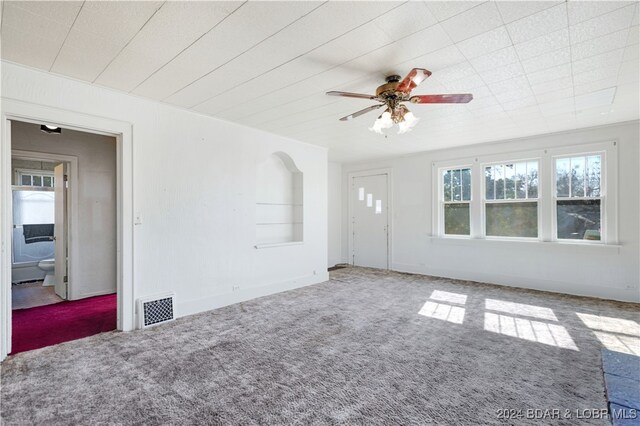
[10,154,72,309]
[8,120,118,354]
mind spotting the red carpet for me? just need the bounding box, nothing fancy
[11,294,117,355]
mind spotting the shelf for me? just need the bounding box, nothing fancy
[254,241,304,249]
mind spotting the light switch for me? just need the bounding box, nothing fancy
[134,212,142,225]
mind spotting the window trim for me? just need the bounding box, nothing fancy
[14,168,55,188]
[436,163,473,237]
[432,140,618,245]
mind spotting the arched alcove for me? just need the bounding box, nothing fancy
[255,152,303,246]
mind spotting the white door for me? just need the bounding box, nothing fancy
[54,163,67,299]
[352,174,389,269]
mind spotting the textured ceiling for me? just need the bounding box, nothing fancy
[1,1,638,162]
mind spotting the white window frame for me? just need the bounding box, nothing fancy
[432,140,617,245]
[15,168,55,188]
[438,164,473,237]
[481,157,542,241]
[549,141,617,245]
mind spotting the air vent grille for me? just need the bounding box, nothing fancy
[138,294,175,328]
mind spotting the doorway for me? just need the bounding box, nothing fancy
[10,155,72,309]
[1,101,134,360]
[349,171,391,269]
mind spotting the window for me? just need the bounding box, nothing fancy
[434,141,616,244]
[554,154,602,241]
[16,170,55,188]
[484,161,539,238]
[441,167,471,235]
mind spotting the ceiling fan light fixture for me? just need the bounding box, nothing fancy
[369,110,393,134]
[398,111,419,134]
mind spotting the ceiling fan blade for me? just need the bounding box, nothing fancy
[396,68,432,94]
[339,104,384,121]
[410,94,473,104]
[326,91,377,100]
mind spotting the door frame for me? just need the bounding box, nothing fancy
[347,168,392,269]
[11,150,78,299]
[1,98,135,360]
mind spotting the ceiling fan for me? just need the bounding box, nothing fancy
[327,68,473,134]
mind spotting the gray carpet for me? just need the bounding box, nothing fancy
[2,267,639,425]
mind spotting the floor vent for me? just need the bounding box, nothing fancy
[138,293,175,329]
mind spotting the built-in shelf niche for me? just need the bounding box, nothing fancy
[255,152,303,247]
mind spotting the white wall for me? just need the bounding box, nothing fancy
[12,121,117,299]
[1,62,328,319]
[328,161,342,267]
[341,121,640,303]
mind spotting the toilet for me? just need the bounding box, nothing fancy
[38,259,55,286]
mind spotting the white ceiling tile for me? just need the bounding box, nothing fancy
[465,94,500,111]
[574,87,616,110]
[572,49,625,75]
[50,28,125,81]
[95,1,239,92]
[540,98,575,116]
[500,96,537,111]
[571,29,629,62]
[618,59,640,84]
[495,87,534,104]
[627,25,639,45]
[535,87,574,104]
[497,1,563,24]
[132,2,322,100]
[520,47,570,74]
[443,74,486,92]
[514,28,569,60]
[570,4,636,44]
[478,62,525,84]
[7,1,82,27]
[530,76,573,95]
[425,1,484,22]
[567,1,634,25]
[470,104,506,117]
[469,46,519,72]
[0,22,67,70]
[441,2,503,43]
[488,75,530,94]
[527,63,571,86]
[457,26,512,59]
[573,65,619,86]
[372,2,438,41]
[506,4,567,45]
[72,1,163,47]
[633,4,640,26]
[623,43,639,62]
[574,78,617,96]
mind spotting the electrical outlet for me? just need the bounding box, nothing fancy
[313,270,317,275]
[232,285,240,292]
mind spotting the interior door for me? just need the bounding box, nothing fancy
[54,163,67,299]
[352,174,389,269]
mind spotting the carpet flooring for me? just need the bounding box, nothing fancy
[1,268,638,425]
[11,293,117,354]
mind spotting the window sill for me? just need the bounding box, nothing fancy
[428,236,621,251]
[254,241,303,249]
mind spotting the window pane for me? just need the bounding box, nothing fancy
[556,158,570,197]
[505,164,515,199]
[586,155,601,197]
[32,175,42,186]
[527,161,538,198]
[515,162,527,199]
[43,176,52,187]
[486,202,538,238]
[444,203,470,235]
[485,167,494,200]
[557,199,601,240]
[570,156,585,197]
[462,168,471,201]
[443,170,451,202]
[495,165,504,199]
[452,169,461,201]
